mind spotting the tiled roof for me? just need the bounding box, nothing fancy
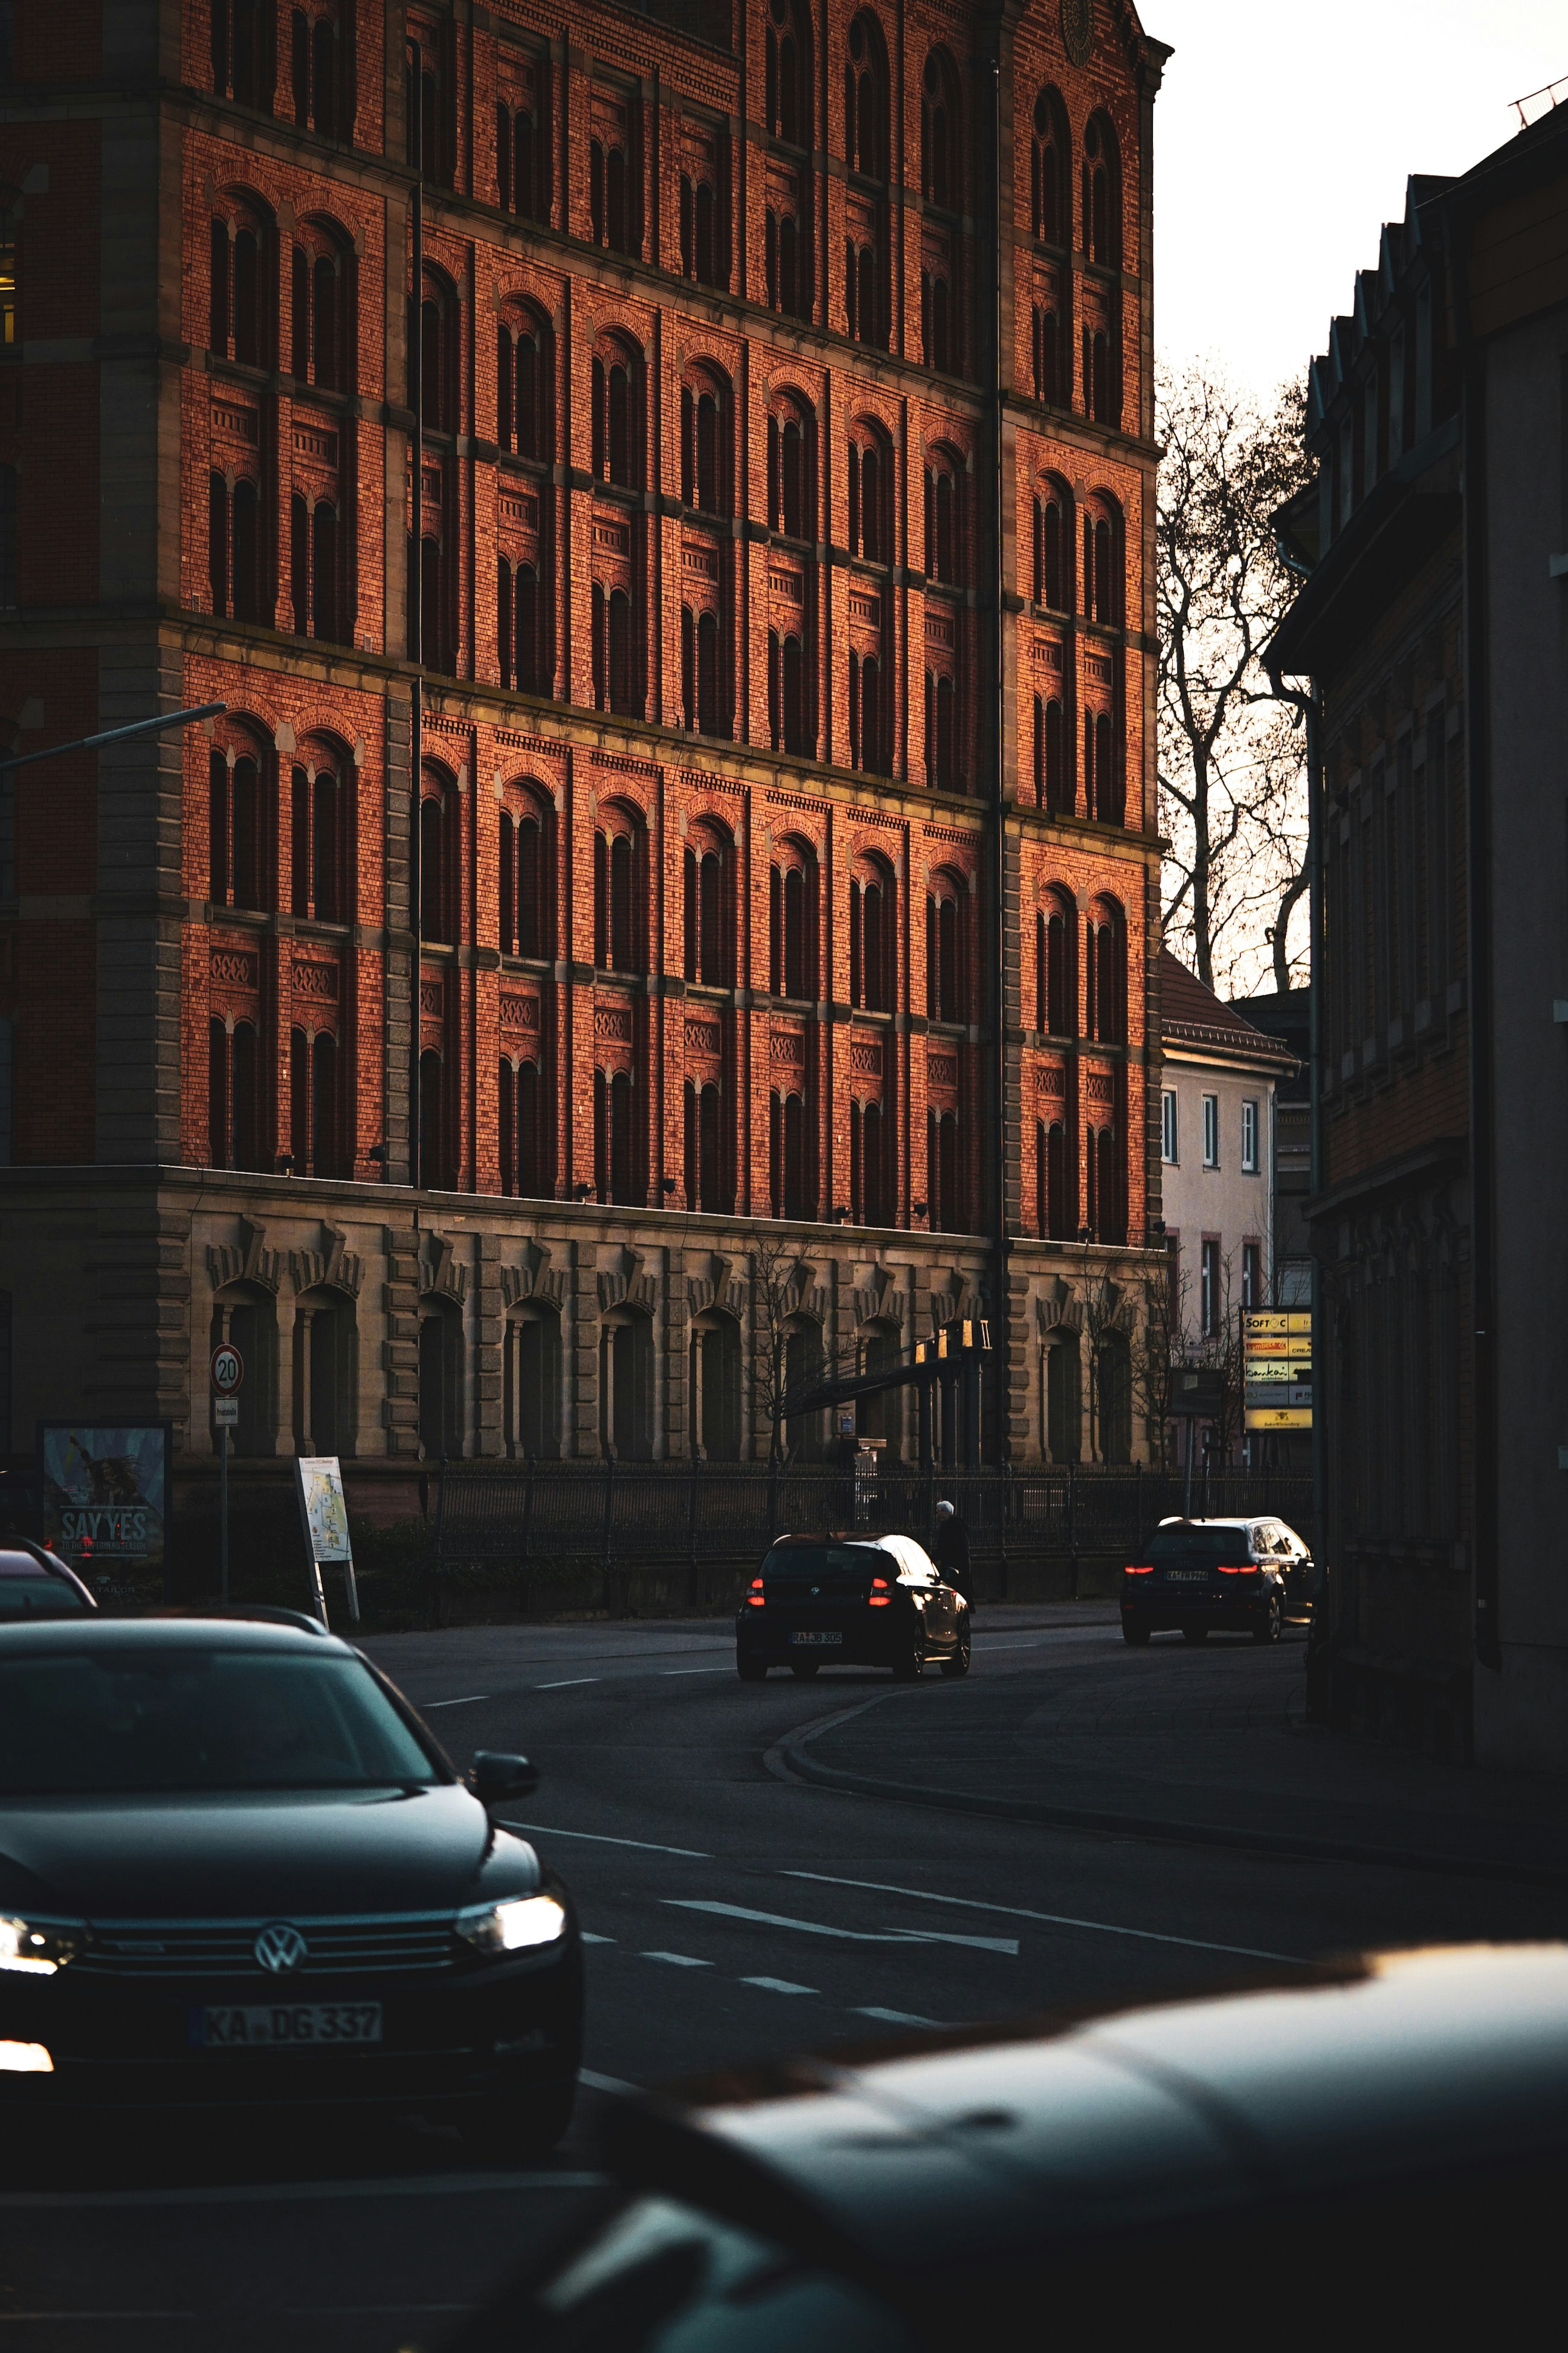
[1161,951,1296,1067]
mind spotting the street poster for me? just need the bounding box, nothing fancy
[292,1455,360,1625]
[38,1424,172,1587]
[1244,1310,1312,1433]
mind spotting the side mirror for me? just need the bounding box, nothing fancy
[468,1750,539,1805]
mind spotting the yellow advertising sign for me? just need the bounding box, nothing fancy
[1245,1406,1312,1431]
[1244,1312,1313,1337]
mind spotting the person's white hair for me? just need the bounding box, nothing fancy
[935,1499,955,1517]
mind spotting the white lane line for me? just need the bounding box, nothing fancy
[424,1694,493,1709]
[579,2068,639,2095]
[499,1821,713,1860]
[535,1677,600,1690]
[663,1899,1016,1955]
[739,1977,819,1996]
[782,1872,1309,1967]
[850,2007,938,2029]
[661,1667,732,1676]
[640,1950,712,1968]
[581,1932,616,1945]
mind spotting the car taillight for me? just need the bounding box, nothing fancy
[1123,1563,1153,1576]
[1216,1563,1259,1575]
[871,1577,888,1588]
[747,1578,766,1608]
[869,1578,891,1609]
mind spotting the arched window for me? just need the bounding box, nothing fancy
[1082,111,1121,268]
[767,399,816,539]
[505,1306,561,1458]
[926,874,964,1024]
[591,338,641,489]
[848,427,889,564]
[593,584,634,715]
[498,790,550,959]
[844,13,888,181]
[765,0,811,147]
[497,308,552,460]
[921,50,960,207]
[289,749,347,922]
[589,132,634,257]
[288,1024,339,1176]
[418,773,453,944]
[405,21,450,186]
[679,161,724,291]
[209,473,262,624]
[208,1017,262,1169]
[923,453,961,584]
[289,8,341,139]
[927,1108,961,1233]
[920,268,953,375]
[850,861,894,1013]
[416,1302,462,1457]
[413,270,458,435]
[289,224,347,389]
[1083,709,1121,827]
[1036,894,1075,1036]
[1031,87,1069,245]
[1083,502,1119,624]
[500,558,545,696]
[593,1067,637,1203]
[680,370,731,517]
[212,0,276,111]
[1031,302,1060,407]
[924,670,957,790]
[289,492,340,643]
[499,1056,544,1198]
[770,844,816,1002]
[1032,483,1071,609]
[848,650,883,776]
[853,1095,888,1226]
[599,1312,652,1459]
[497,80,549,225]
[209,744,266,911]
[210,203,272,367]
[1085,902,1127,1043]
[1097,1332,1132,1461]
[683,830,732,988]
[593,810,644,974]
[1086,1119,1124,1248]
[1045,1329,1080,1459]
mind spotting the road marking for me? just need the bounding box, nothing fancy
[579,2068,638,2095]
[640,1950,712,1968]
[581,1932,616,1945]
[662,1899,1016,1954]
[661,1667,731,1676]
[535,1677,601,1690]
[0,2174,606,2210]
[739,1976,819,1995]
[781,1872,1311,1966]
[500,1821,713,1860]
[424,1694,492,1709]
[850,2007,938,2029]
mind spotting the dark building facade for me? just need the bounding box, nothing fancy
[1274,102,1568,1770]
[0,0,1173,1517]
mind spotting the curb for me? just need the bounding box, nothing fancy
[766,1697,1568,1893]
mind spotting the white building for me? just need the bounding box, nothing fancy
[1158,952,1295,1353]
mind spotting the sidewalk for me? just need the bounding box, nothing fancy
[781,1618,1568,1886]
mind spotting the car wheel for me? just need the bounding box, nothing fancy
[467,2063,578,2163]
[940,1627,972,1678]
[1121,1618,1150,1647]
[790,1659,821,1679]
[1254,1595,1283,1646]
[1181,1624,1208,1644]
[892,1639,925,1680]
[737,1655,768,1682]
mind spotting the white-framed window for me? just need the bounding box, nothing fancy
[1241,1097,1259,1173]
[1161,1088,1178,1164]
[1242,1239,1262,1310]
[1202,1093,1219,1168]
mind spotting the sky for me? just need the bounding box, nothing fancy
[1150,0,1567,396]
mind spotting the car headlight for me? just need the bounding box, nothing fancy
[456,1895,569,1955]
[0,1916,82,1976]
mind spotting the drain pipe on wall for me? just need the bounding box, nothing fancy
[986,52,1010,1469]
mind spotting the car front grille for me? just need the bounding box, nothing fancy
[73,1914,460,1980]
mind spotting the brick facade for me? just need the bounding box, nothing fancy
[0,0,1170,1489]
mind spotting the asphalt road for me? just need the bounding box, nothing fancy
[7,1608,1566,2352]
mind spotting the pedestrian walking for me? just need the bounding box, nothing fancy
[932,1497,972,1605]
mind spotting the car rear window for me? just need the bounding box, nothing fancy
[0,1650,442,1795]
[761,1544,886,1583]
[1149,1525,1254,1569]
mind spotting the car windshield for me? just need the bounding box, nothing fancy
[0,1648,442,1795]
[1149,1525,1253,1569]
[761,1544,887,1582]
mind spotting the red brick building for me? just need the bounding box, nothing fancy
[0,0,1169,1496]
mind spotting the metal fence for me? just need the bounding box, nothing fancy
[435,1457,1317,1577]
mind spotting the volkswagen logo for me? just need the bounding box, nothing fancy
[254,1922,308,1975]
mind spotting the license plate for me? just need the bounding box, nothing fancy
[195,2002,383,2049]
[789,1632,843,1647]
[1164,1570,1210,1583]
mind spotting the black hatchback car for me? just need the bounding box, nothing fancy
[1120,1517,1286,1645]
[0,1616,582,2152]
[736,1534,970,1682]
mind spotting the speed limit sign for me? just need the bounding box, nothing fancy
[210,1343,244,1397]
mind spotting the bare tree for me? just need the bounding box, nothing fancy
[748,1237,853,1462]
[1157,363,1313,995]
[1078,1259,1138,1464]
[1129,1254,1185,1471]
[1187,1245,1247,1466]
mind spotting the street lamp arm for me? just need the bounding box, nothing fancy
[0,702,228,776]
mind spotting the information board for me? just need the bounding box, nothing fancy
[1244,1311,1312,1434]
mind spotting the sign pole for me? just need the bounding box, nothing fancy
[208,1341,245,1607]
[220,1424,229,1605]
